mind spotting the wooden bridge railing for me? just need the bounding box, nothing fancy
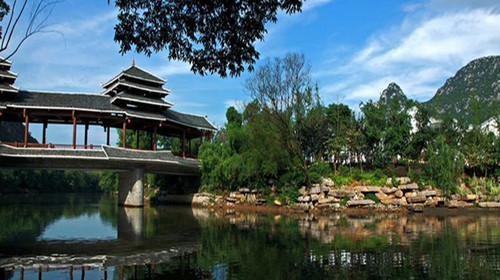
[2,142,99,150]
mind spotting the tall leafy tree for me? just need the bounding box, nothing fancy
[246,53,319,186]
[426,136,464,196]
[383,99,411,162]
[409,105,436,161]
[360,100,387,167]
[113,0,303,77]
[325,103,355,172]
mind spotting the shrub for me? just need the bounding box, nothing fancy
[309,161,332,184]
[340,197,349,206]
[278,168,305,188]
[365,193,380,203]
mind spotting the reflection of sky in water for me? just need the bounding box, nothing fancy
[38,213,116,241]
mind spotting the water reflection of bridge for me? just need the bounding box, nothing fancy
[0,59,216,207]
[0,206,203,280]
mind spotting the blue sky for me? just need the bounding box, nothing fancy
[4,0,500,145]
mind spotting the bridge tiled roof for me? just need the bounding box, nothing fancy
[0,69,17,80]
[102,65,166,88]
[103,79,171,96]
[0,90,216,131]
[111,91,173,108]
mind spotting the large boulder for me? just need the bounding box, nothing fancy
[478,202,500,208]
[321,177,335,188]
[347,199,375,207]
[318,197,340,205]
[381,197,407,206]
[256,198,268,206]
[192,193,215,206]
[396,177,411,184]
[355,186,380,193]
[462,194,478,201]
[405,191,417,198]
[229,191,244,200]
[239,188,250,193]
[399,183,419,191]
[298,195,311,203]
[407,196,427,204]
[310,185,321,195]
[447,200,474,208]
[331,189,356,198]
[274,199,282,206]
[419,190,437,197]
[291,203,310,211]
[381,187,398,194]
[299,186,308,196]
[394,190,404,198]
[375,192,388,201]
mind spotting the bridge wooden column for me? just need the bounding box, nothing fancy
[72,110,77,149]
[153,126,157,151]
[42,121,48,144]
[23,109,29,147]
[118,168,144,207]
[84,122,89,148]
[106,126,110,146]
[122,119,127,148]
[182,130,186,158]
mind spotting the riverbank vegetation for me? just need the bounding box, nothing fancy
[199,53,500,198]
[0,170,100,194]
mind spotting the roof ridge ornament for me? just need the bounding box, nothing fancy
[132,59,135,67]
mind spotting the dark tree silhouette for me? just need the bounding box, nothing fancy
[112,0,303,77]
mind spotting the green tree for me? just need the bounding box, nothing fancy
[325,103,355,172]
[426,136,464,196]
[383,99,411,162]
[346,118,366,171]
[246,53,320,186]
[113,0,303,77]
[460,96,491,177]
[360,100,387,167]
[409,105,435,161]
[199,102,289,191]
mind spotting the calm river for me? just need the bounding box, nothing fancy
[1,194,500,279]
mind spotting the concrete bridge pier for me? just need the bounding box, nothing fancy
[119,168,144,207]
[118,207,144,241]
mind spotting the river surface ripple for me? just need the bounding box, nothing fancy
[1,194,500,279]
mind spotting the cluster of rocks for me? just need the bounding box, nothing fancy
[161,176,500,212]
[224,188,267,207]
[292,177,340,211]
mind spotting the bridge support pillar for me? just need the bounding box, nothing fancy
[119,168,144,207]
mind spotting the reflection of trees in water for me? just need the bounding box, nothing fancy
[136,211,500,280]
[0,194,115,245]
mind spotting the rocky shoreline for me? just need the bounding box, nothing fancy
[157,177,500,213]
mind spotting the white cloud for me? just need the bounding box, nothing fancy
[153,60,192,76]
[319,8,500,105]
[361,9,500,71]
[302,0,334,12]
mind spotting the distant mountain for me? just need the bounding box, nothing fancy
[0,121,38,143]
[378,82,408,107]
[425,56,500,124]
